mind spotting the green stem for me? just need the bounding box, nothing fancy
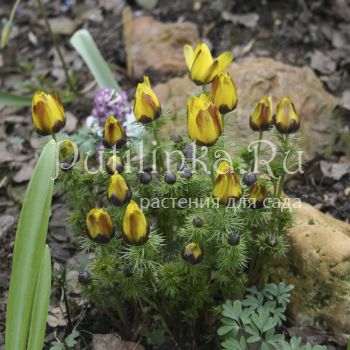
[36,0,76,93]
[152,122,165,173]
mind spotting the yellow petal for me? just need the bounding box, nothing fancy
[184,44,194,70]
[122,201,149,245]
[206,52,234,82]
[86,209,114,243]
[107,174,131,206]
[190,43,213,83]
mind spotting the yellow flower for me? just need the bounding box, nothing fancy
[274,97,300,134]
[182,242,203,264]
[210,72,238,113]
[32,91,65,136]
[86,209,114,243]
[248,183,268,209]
[103,115,126,148]
[187,94,222,146]
[106,155,124,175]
[122,201,149,245]
[212,161,242,204]
[184,42,233,85]
[133,76,161,124]
[107,174,132,206]
[249,96,273,131]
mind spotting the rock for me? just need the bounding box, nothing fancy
[13,158,36,183]
[320,160,350,180]
[131,16,199,78]
[0,214,15,238]
[48,17,77,35]
[276,202,350,339]
[310,50,336,75]
[154,58,339,160]
[92,334,145,350]
[62,111,78,134]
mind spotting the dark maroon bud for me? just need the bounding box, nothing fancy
[78,271,92,285]
[164,255,172,263]
[242,172,257,186]
[182,146,194,162]
[178,198,187,209]
[266,235,278,247]
[228,233,240,246]
[165,171,176,184]
[140,172,152,184]
[123,264,133,277]
[193,217,203,228]
[181,168,192,179]
[174,135,183,143]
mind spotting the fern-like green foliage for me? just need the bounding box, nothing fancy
[57,108,299,344]
[218,283,326,350]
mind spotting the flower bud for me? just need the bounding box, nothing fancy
[266,235,278,247]
[59,140,79,170]
[180,168,192,179]
[182,243,203,265]
[213,161,242,205]
[193,217,203,228]
[165,171,177,185]
[32,91,66,136]
[249,96,273,132]
[140,172,152,184]
[248,183,268,209]
[123,264,133,277]
[228,233,240,246]
[210,72,238,114]
[78,271,92,285]
[184,42,233,85]
[106,155,124,175]
[102,115,126,148]
[107,174,132,206]
[242,172,257,186]
[134,76,161,124]
[86,208,114,243]
[187,94,222,146]
[122,201,150,245]
[173,135,183,143]
[274,97,300,134]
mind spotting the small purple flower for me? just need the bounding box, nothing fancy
[92,89,132,126]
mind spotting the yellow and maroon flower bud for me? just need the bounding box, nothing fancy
[184,42,233,85]
[187,94,222,146]
[86,208,114,244]
[59,140,79,170]
[274,97,300,134]
[107,174,132,207]
[32,91,65,136]
[103,115,126,148]
[122,200,149,245]
[248,183,268,209]
[106,155,124,175]
[210,72,238,114]
[182,242,203,264]
[213,161,242,204]
[249,96,273,131]
[133,76,161,124]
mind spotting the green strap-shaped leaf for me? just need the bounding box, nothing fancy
[70,29,120,90]
[27,245,52,350]
[5,140,56,350]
